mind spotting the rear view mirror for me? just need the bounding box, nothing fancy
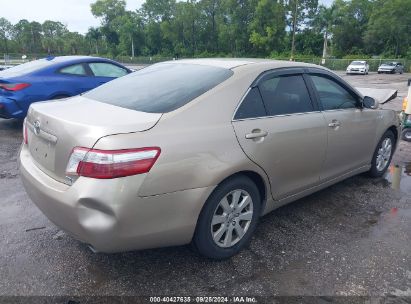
[363,96,378,109]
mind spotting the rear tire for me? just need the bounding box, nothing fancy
[193,175,261,259]
[369,130,395,177]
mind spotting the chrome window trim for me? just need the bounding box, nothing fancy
[232,110,322,122]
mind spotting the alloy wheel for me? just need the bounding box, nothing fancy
[376,137,392,171]
[210,189,253,248]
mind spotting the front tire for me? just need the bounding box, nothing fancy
[402,128,411,142]
[369,130,395,177]
[193,175,261,259]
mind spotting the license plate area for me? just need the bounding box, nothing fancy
[28,128,57,172]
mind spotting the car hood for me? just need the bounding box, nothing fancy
[356,87,398,104]
[379,64,394,68]
[347,65,365,69]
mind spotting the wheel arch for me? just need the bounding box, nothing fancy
[387,125,399,144]
[50,93,71,100]
[211,170,268,216]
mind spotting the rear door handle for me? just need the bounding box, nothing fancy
[245,130,268,139]
[328,120,341,128]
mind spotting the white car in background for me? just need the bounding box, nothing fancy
[346,61,369,75]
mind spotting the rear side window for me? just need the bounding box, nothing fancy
[234,87,266,120]
[59,64,87,76]
[85,63,233,113]
[258,75,314,116]
[89,62,128,77]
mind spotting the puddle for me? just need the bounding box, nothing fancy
[384,162,411,194]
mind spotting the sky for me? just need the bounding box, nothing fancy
[0,0,333,34]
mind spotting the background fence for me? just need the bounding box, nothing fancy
[3,53,411,72]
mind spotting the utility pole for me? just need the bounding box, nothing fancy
[131,34,135,59]
[321,30,327,65]
[290,0,298,61]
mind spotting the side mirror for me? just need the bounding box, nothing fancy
[363,96,378,109]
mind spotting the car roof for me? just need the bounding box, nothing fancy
[162,58,320,70]
[43,55,108,62]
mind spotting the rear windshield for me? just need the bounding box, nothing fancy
[84,63,233,113]
[0,59,54,77]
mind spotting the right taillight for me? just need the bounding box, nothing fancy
[66,147,161,179]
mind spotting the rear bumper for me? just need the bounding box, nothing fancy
[0,96,24,119]
[19,144,214,253]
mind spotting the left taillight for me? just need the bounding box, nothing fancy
[0,83,31,91]
[23,119,28,145]
[66,147,161,179]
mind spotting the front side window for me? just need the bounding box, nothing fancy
[59,64,87,76]
[85,63,233,113]
[310,75,358,110]
[258,74,314,116]
[89,62,128,77]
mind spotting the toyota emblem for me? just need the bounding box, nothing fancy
[33,120,41,135]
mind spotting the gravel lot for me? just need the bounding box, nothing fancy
[0,72,410,300]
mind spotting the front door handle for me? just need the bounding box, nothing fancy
[328,120,341,128]
[245,130,268,139]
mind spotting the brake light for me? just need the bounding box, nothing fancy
[23,119,28,145]
[0,83,31,91]
[66,147,161,179]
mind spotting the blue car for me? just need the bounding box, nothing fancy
[0,56,132,119]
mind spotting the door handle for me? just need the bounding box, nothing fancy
[245,130,268,139]
[328,120,341,128]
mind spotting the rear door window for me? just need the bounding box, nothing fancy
[234,87,267,120]
[85,63,233,113]
[258,75,314,116]
[88,62,128,77]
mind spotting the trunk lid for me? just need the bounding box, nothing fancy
[26,95,162,184]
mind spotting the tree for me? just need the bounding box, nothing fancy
[249,0,286,55]
[114,12,145,57]
[42,21,68,54]
[286,0,318,59]
[364,0,411,57]
[0,18,13,53]
[332,0,372,57]
[218,0,257,55]
[91,0,127,56]
[312,4,338,57]
[86,27,102,54]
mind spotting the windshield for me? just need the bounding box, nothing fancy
[383,62,395,66]
[0,59,54,77]
[351,61,365,66]
[85,63,234,113]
